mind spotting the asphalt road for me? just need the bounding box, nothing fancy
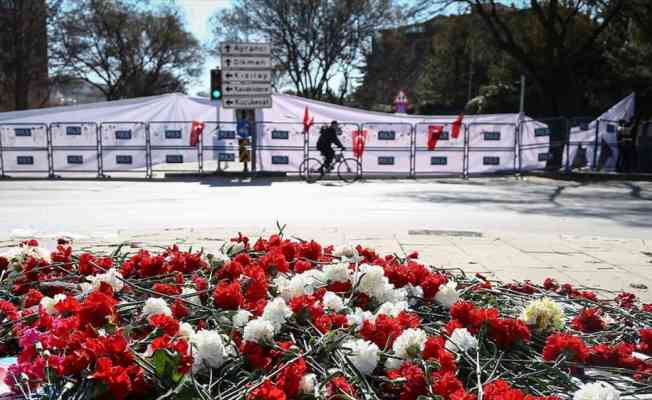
[1,177,651,240]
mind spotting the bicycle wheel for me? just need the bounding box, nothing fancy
[299,158,323,183]
[337,158,362,183]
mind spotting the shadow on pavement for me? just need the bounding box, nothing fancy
[389,181,652,228]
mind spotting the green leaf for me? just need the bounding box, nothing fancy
[150,348,185,384]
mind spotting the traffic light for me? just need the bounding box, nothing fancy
[210,69,222,101]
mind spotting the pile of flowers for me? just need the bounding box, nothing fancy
[0,233,650,400]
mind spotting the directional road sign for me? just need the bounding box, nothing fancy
[224,83,272,96]
[222,56,272,70]
[220,42,272,56]
[222,97,273,109]
[222,70,272,83]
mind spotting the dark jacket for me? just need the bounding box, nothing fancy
[317,126,344,151]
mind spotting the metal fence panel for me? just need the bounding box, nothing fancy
[519,117,564,172]
[467,123,517,174]
[256,122,305,173]
[149,122,201,174]
[50,122,100,174]
[413,122,465,176]
[100,122,148,175]
[360,123,412,176]
[0,123,50,175]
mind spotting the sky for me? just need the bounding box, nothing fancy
[155,0,234,95]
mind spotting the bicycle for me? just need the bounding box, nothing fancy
[299,151,362,183]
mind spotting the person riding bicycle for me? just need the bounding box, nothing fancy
[317,121,345,173]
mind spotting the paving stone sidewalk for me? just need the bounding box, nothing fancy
[21,225,649,303]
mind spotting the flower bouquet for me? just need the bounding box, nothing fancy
[0,229,650,400]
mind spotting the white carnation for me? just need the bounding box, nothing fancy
[376,301,408,318]
[342,339,379,376]
[435,281,459,308]
[323,291,345,312]
[39,293,67,315]
[3,244,51,267]
[232,309,253,329]
[380,284,407,303]
[262,297,292,332]
[191,330,235,371]
[300,373,317,395]
[354,264,393,301]
[243,318,275,343]
[323,262,353,283]
[181,287,201,306]
[82,268,124,294]
[347,307,374,331]
[445,328,478,353]
[141,297,172,318]
[277,270,324,301]
[333,246,363,263]
[179,322,196,339]
[573,382,620,400]
[405,284,424,305]
[391,328,427,359]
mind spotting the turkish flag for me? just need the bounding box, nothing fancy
[352,130,368,159]
[451,113,464,139]
[303,107,314,132]
[190,121,205,146]
[427,125,444,151]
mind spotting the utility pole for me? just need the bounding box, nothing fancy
[519,75,525,115]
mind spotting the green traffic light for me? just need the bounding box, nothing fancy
[212,90,222,99]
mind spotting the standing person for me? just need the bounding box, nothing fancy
[237,113,252,173]
[616,119,634,172]
[316,121,345,174]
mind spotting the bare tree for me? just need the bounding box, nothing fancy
[51,0,204,100]
[209,0,416,101]
[426,0,627,117]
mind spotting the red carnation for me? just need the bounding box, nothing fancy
[571,308,606,333]
[152,283,181,296]
[360,314,403,349]
[639,329,652,355]
[326,376,357,400]
[615,292,637,309]
[0,300,18,321]
[241,341,273,370]
[24,289,44,308]
[213,281,244,310]
[432,371,464,398]
[148,314,180,336]
[79,290,118,328]
[386,362,426,400]
[421,273,448,299]
[543,333,589,363]
[248,380,287,400]
[487,318,530,349]
[276,358,308,398]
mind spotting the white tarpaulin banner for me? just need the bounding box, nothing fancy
[563,94,635,171]
[0,93,547,176]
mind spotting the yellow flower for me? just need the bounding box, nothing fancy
[519,297,565,332]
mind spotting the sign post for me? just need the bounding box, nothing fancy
[220,42,273,174]
[220,42,273,110]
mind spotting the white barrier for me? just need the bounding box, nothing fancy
[0,119,581,179]
[0,124,50,175]
[414,123,465,176]
[256,122,305,172]
[50,122,99,174]
[100,122,148,174]
[150,122,201,173]
[360,123,412,176]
